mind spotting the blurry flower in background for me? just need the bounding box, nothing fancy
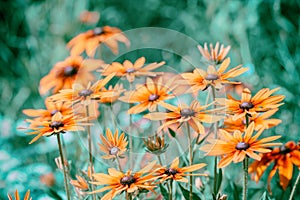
[100,57,165,83]
[39,56,103,95]
[98,84,125,104]
[67,26,130,57]
[198,42,231,64]
[40,172,56,187]
[79,10,100,24]
[249,141,300,192]
[7,190,32,200]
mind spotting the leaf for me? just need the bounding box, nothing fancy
[259,191,272,200]
[216,168,223,194]
[159,183,169,200]
[168,128,176,138]
[179,183,202,200]
[46,188,63,200]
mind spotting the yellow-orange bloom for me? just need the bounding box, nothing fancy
[39,56,103,95]
[67,26,130,57]
[98,129,128,160]
[144,100,224,134]
[70,175,89,191]
[100,57,165,83]
[98,84,125,104]
[249,141,300,192]
[90,162,158,200]
[155,157,207,183]
[119,77,176,114]
[7,190,32,200]
[198,42,231,63]
[217,87,285,120]
[200,122,282,168]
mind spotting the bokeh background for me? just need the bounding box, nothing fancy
[0,0,299,199]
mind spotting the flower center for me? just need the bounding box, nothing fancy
[279,146,292,154]
[64,66,78,77]
[239,102,254,110]
[205,74,219,80]
[50,110,59,116]
[79,89,93,97]
[180,108,195,118]
[93,27,104,35]
[148,94,159,101]
[49,121,64,130]
[164,168,177,176]
[235,142,250,150]
[126,68,135,73]
[120,175,135,186]
[109,147,119,155]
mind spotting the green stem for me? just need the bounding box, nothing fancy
[288,169,300,200]
[186,123,193,200]
[243,157,249,200]
[129,83,134,168]
[157,154,163,165]
[169,179,174,200]
[56,134,71,200]
[116,156,123,172]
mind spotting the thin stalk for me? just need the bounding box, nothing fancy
[243,157,249,200]
[116,156,123,172]
[129,83,133,168]
[85,105,96,200]
[288,169,300,200]
[109,105,117,129]
[157,154,163,165]
[186,123,193,200]
[56,134,71,200]
[169,179,174,200]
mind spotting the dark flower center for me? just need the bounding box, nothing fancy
[50,110,59,116]
[93,27,104,35]
[235,142,250,150]
[205,74,219,80]
[164,168,177,176]
[49,121,64,130]
[148,94,159,101]
[239,102,254,110]
[126,68,135,73]
[279,146,292,154]
[79,89,93,97]
[64,66,78,77]
[120,175,135,186]
[109,147,119,155]
[180,108,195,118]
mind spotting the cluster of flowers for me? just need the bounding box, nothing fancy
[12,21,299,200]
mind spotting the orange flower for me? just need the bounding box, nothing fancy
[223,109,282,132]
[217,87,285,120]
[198,42,231,63]
[119,77,176,114]
[100,57,165,83]
[181,58,248,94]
[79,10,100,24]
[26,112,89,144]
[200,122,282,168]
[67,26,130,57]
[70,175,89,191]
[144,100,224,134]
[98,128,128,160]
[155,157,207,183]
[249,141,300,191]
[98,84,125,104]
[90,162,158,200]
[39,56,103,95]
[7,190,32,200]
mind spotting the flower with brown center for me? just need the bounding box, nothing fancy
[200,122,282,168]
[8,190,32,200]
[67,26,130,57]
[217,87,285,120]
[198,42,231,64]
[100,57,165,83]
[98,128,128,160]
[119,77,176,114]
[144,100,224,134]
[39,56,104,95]
[249,141,300,192]
[70,175,89,191]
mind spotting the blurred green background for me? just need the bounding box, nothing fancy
[0,0,299,199]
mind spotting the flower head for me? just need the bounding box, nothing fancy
[200,122,282,168]
[70,175,89,191]
[198,42,231,64]
[7,190,32,200]
[67,26,130,57]
[144,135,169,155]
[98,84,125,104]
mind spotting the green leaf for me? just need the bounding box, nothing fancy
[179,183,202,200]
[259,191,272,200]
[159,183,169,200]
[46,188,63,200]
[168,128,176,138]
[216,168,223,194]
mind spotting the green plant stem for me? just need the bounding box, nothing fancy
[169,179,174,200]
[56,134,71,200]
[157,154,163,165]
[243,157,249,200]
[186,123,193,200]
[109,105,117,129]
[288,169,300,200]
[129,83,133,168]
[116,156,123,172]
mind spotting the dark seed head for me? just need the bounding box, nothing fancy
[78,89,93,97]
[50,110,59,116]
[64,66,78,76]
[239,102,254,110]
[109,147,119,155]
[148,94,159,101]
[205,74,219,81]
[235,142,250,150]
[93,27,104,35]
[120,175,135,186]
[279,145,292,154]
[126,68,135,73]
[180,108,195,118]
[49,121,64,130]
[164,168,177,176]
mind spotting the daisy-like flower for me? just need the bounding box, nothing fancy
[70,175,89,191]
[119,77,176,114]
[100,57,165,83]
[223,109,282,132]
[200,122,282,168]
[181,58,248,94]
[39,56,103,95]
[7,190,32,200]
[198,42,231,64]
[144,100,224,134]
[98,128,128,160]
[90,162,158,200]
[217,87,285,120]
[98,84,125,104]
[67,26,130,57]
[155,157,207,183]
[249,141,300,191]
[26,112,89,144]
